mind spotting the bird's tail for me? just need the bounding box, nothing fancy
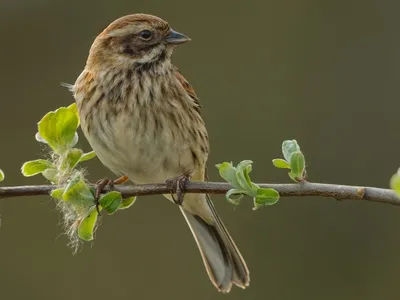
[180,194,250,293]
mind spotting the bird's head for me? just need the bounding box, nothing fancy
[87,14,190,69]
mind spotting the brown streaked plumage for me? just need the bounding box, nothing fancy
[72,13,249,293]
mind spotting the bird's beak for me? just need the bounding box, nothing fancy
[165,29,191,45]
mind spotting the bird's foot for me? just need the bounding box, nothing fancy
[94,176,129,215]
[165,174,191,206]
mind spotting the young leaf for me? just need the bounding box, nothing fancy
[119,196,137,210]
[253,188,280,210]
[218,160,276,206]
[61,148,83,170]
[79,151,97,163]
[42,168,58,182]
[21,159,54,177]
[216,162,240,188]
[70,132,79,148]
[0,169,4,182]
[63,178,95,214]
[290,151,305,180]
[38,107,79,154]
[272,159,291,169]
[282,140,301,162]
[236,160,257,196]
[50,188,65,200]
[99,191,122,214]
[390,171,400,197]
[226,189,245,206]
[35,132,48,144]
[288,172,297,182]
[67,103,80,126]
[251,182,260,190]
[237,160,254,187]
[77,209,98,241]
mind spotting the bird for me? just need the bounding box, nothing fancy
[71,13,249,293]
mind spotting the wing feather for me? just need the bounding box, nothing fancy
[174,67,202,113]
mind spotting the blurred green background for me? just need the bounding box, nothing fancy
[1,0,399,299]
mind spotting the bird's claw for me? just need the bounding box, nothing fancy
[166,174,190,206]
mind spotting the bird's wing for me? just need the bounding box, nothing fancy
[174,67,202,113]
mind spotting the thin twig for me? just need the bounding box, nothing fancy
[0,181,398,206]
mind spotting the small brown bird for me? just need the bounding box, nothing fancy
[72,14,249,292]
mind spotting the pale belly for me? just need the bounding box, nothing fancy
[82,108,199,184]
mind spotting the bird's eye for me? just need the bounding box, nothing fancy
[139,30,153,40]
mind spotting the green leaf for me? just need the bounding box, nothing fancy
[63,178,95,214]
[253,188,280,210]
[119,196,137,210]
[77,209,98,241]
[50,188,65,200]
[21,159,54,177]
[290,151,305,180]
[218,160,270,206]
[35,132,48,144]
[288,172,297,182]
[64,173,81,191]
[67,103,80,126]
[99,191,122,214]
[390,171,400,197]
[237,160,254,187]
[235,160,257,196]
[216,162,240,187]
[0,169,4,182]
[70,133,79,148]
[272,159,291,169]
[216,162,235,182]
[251,182,260,190]
[38,107,79,154]
[226,189,245,206]
[61,148,83,170]
[42,168,58,182]
[282,140,301,162]
[79,151,97,163]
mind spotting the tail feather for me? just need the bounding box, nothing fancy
[180,194,250,293]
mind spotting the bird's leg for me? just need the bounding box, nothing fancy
[94,175,129,215]
[165,173,191,206]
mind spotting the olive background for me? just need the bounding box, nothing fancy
[1,0,399,299]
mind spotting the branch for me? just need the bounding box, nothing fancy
[0,181,399,206]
